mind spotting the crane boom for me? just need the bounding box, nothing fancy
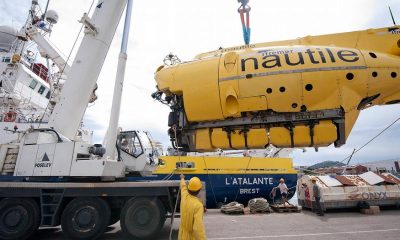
[104,0,133,158]
[48,0,127,140]
[25,26,71,75]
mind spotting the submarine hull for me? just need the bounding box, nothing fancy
[154,26,400,152]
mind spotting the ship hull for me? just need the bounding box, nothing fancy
[137,173,297,208]
[138,155,298,208]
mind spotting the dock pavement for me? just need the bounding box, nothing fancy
[34,208,400,240]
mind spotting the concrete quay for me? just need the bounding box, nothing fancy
[34,209,400,240]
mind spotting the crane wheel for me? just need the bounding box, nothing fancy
[0,198,40,240]
[61,197,110,240]
[120,197,166,239]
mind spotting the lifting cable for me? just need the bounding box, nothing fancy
[237,0,251,45]
[161,168,177,181]
[234,155,253,201]
[202,157,219,208]
[57,0,96,83]
[337,115,400,165]
[169,182,181,240]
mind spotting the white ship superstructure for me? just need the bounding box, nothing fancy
[0,1,91,144]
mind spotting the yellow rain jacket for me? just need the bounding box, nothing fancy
[178,178,206,240]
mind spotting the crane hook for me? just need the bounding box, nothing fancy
[237,0,251,45]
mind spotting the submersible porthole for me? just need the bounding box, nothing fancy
[346,73,354,80]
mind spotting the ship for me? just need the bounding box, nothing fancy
[140,155,298,208]
[0,23,54,143]
[0,1,93,145]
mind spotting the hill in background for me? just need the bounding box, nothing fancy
[308,161,345,170]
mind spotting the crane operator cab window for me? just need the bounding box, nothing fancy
[117,131,144,158]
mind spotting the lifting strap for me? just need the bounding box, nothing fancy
[237,0,251,45]
[309,121,316,147]
[285,124,295,148]
[239,128,249,149]
[223,127,237,150]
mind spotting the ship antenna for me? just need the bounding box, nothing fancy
[389,6,397,25]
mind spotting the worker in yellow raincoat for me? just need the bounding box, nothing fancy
[179,174,207,240]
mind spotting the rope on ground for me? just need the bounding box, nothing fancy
[220,202,244,214]
[248,198,272,213]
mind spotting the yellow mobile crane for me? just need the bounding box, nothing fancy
[153,24,400,152]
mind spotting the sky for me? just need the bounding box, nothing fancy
[2,0,400,166]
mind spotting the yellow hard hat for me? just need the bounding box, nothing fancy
[188,177,202,191]
[280,178,285,182]
[311,177,317,182]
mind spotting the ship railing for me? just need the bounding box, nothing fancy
[18,58,50,84]
[0,117,49,124]
[30,63,50,83]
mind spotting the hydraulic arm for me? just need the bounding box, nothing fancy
[25,25,71,75]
